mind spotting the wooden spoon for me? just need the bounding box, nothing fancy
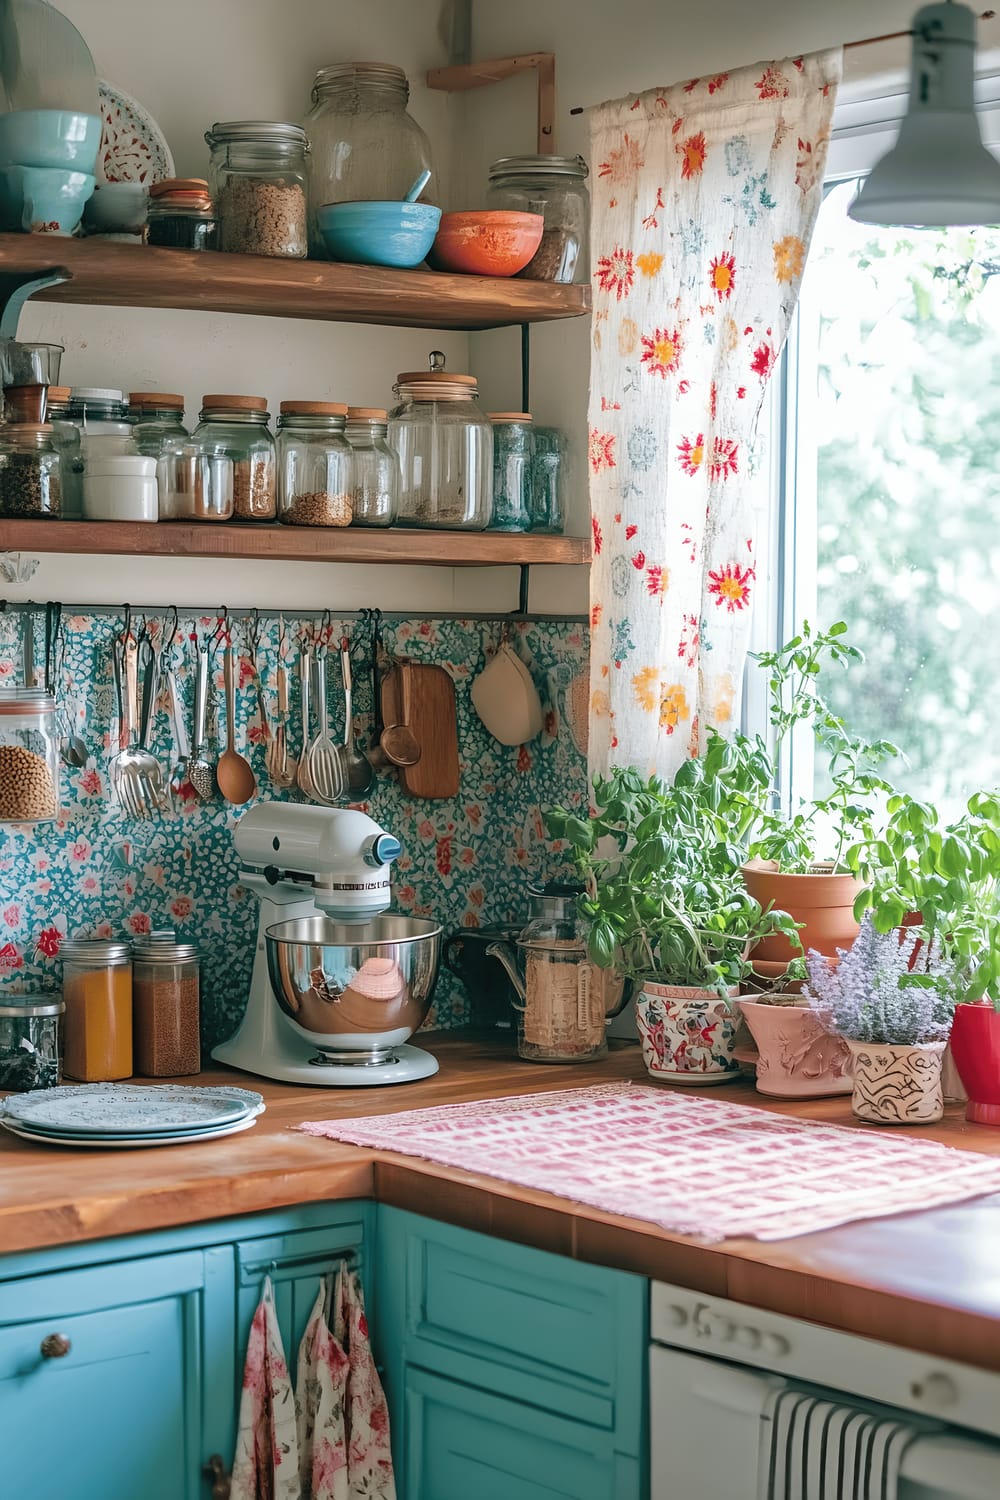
[216,641,256,806]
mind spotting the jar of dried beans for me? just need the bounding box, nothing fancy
[0,423,62,518]
[276,400,354,526]
[486,156,590,283]
[345,407,397,526]
[206,121,309,259]
[61,940,133,1082]
[132,935,200,1077]
[0,688,60,823]
[193,395,276,521]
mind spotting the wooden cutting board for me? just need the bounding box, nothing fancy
[382,658,460,798]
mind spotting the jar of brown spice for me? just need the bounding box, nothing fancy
[132,935,200,1077]
[193,396,276,521]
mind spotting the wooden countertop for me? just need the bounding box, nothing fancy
[3,1035,1000,1373]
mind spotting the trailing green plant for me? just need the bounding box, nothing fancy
[804,914,957,1045]
[544,765,800,999]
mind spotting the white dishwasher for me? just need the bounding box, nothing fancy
[650,1281,1000,1499]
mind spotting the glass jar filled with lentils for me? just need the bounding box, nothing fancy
[0,424,62,518]
[276,400,354,526]
[193,395,276,521]
[206,121,309,259]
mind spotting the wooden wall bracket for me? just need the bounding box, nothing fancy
[426,53,556,154]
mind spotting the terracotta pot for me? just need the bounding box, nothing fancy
[738,997,851,1099]
[741,859,863,963]
[845,1039,946,1125]
[949,1002,1000,1125]
[635,982,741,1086]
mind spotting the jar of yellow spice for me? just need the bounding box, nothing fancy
[61,940,133,1081]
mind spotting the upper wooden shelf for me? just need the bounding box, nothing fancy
[0,519,591,567]
[0,234,592,331]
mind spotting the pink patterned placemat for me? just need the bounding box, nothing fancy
[299,1083,1000,1242]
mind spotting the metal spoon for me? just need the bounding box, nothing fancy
[216,640,256,806]
[339,638,374,797]
[187,644,217,802]
[265,623,297,788]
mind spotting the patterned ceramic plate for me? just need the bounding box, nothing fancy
[0,1114,259,1149]
[97,79,175,185]
[2,1083,263,1134]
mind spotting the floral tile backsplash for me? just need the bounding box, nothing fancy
[0,612,589,1048]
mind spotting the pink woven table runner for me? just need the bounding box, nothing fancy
[299,1083,1000,1242]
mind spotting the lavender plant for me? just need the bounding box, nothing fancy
[804,914,957,1046]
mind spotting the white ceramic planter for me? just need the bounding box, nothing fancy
[846,1039,947,1125]
[636,982,741,1086]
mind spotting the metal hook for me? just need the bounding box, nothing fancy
[160,604,179,656]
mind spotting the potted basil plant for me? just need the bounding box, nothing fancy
[545,764,799,1086]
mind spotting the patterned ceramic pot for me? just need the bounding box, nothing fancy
[738,998,851,1099]
[636,982,741,1085]
[846,1039,947,1125]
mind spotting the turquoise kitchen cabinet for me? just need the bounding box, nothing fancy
[375,1206,648,1500]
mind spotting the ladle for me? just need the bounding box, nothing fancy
[187,643,217,802]
[216,639,256,806]
[339,638,374,797]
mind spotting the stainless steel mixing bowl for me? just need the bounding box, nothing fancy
[265,914,442,1061]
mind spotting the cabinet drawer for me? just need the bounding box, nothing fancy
[403,1367,640,1500]
[378,1208,645,1451]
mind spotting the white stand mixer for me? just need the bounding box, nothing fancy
[212,803,441,1087]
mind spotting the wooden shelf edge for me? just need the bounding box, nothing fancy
[0,519,592,567]
[0,234,591,331]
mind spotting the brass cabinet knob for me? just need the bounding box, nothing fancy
[39,1333,71,1359]
[202,1455,232,1499]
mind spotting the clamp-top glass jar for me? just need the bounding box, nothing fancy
[389,353,493,530]
[486,155,590,283]
[276,401,354,527]
[206,121,309,258]
[193,395,276,521]
[304,62,434,256]
[0,688,60,823]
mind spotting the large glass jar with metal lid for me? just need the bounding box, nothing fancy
[488,413,533,531]
[345,406,397,526]
[60,939,132,1082]
[193,395,275,521]
[206,121,309,258]
[0,687,59,823]
[276,401,354,527]
[304,62,434,256]
[0,424,62,519]
[130,393,190,520]
[133,934,200,1077]
[388,353,492,530]
[44,386,83,518]
[486,155,590,283]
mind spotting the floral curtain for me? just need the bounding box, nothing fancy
[587,50,842,780]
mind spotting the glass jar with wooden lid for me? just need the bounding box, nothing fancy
[388,351,493,529]
[345,406,397,526]
[130,393,191,520]
[60,939,132,1082]
[276,400,354,526]
[193,395,276,521]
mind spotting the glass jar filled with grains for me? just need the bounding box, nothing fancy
[60,939,132,1082]
[304,62,434,257]
[132,935,200,1077]
[0,688,59,823]
[44,386,83,518]
[529,425,567,534]
[345,407,397,526]
[276,400,354,526]
[486,156,590,283]
[146,178,218,250]
[488,413,533,531]
[193,396,276,521]
[206,121,309,259]
[130,392,190,519]
[388,352,493,530]
[0,424,62,518]
[0,996,63,1091]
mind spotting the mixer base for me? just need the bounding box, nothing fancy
[213,1026,439,1087]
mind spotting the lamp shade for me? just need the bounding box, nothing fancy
[849,1,1000,226]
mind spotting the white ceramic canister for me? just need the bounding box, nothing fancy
[82,455,158,521]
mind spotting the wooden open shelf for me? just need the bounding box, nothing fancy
[0,234,591,331]
[0,519,591,566]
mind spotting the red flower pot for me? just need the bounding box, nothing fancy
[949,1002,1000,1124]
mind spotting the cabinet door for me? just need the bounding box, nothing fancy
[0,1251,205,1500]
[403,1367,640,1500]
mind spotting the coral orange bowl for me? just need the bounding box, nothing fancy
[429,210,544,276]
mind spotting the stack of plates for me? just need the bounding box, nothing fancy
[0,1083,265,1148]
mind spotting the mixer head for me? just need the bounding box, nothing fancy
[234,802,401,922]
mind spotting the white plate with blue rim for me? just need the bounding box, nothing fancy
[1,1083,264,1136]
[0,1114,260,1149]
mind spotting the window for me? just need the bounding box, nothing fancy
[762,67,1000,824]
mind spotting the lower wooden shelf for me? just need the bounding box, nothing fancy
[0,518,591,567]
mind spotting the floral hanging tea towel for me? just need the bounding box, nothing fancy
[334,1265,396,1500]
[296,1275,351,1500]
[230,1276,300,1500]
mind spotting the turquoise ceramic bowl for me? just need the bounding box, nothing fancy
[0,110,101,172]
[0,164,95,235]
[317,200,442,268]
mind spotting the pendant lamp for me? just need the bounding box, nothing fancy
[849,1,1000,226]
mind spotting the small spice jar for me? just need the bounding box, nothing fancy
[132,935,200,1077]
[193,396,276,521]
[130,393,191,520]
[206,121,309,258]
[389,352,493,530]
[277,400,354,526]
[45,386,84,519]
[61,939,133,1082]
[488,413,533,531]
[0,689,60,822]
[146,178,218,250]
[486,155,590,283]
[530,425,567,534]
[0,423,62,518]
[345,407,397,526]
[0,996,63,1090]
